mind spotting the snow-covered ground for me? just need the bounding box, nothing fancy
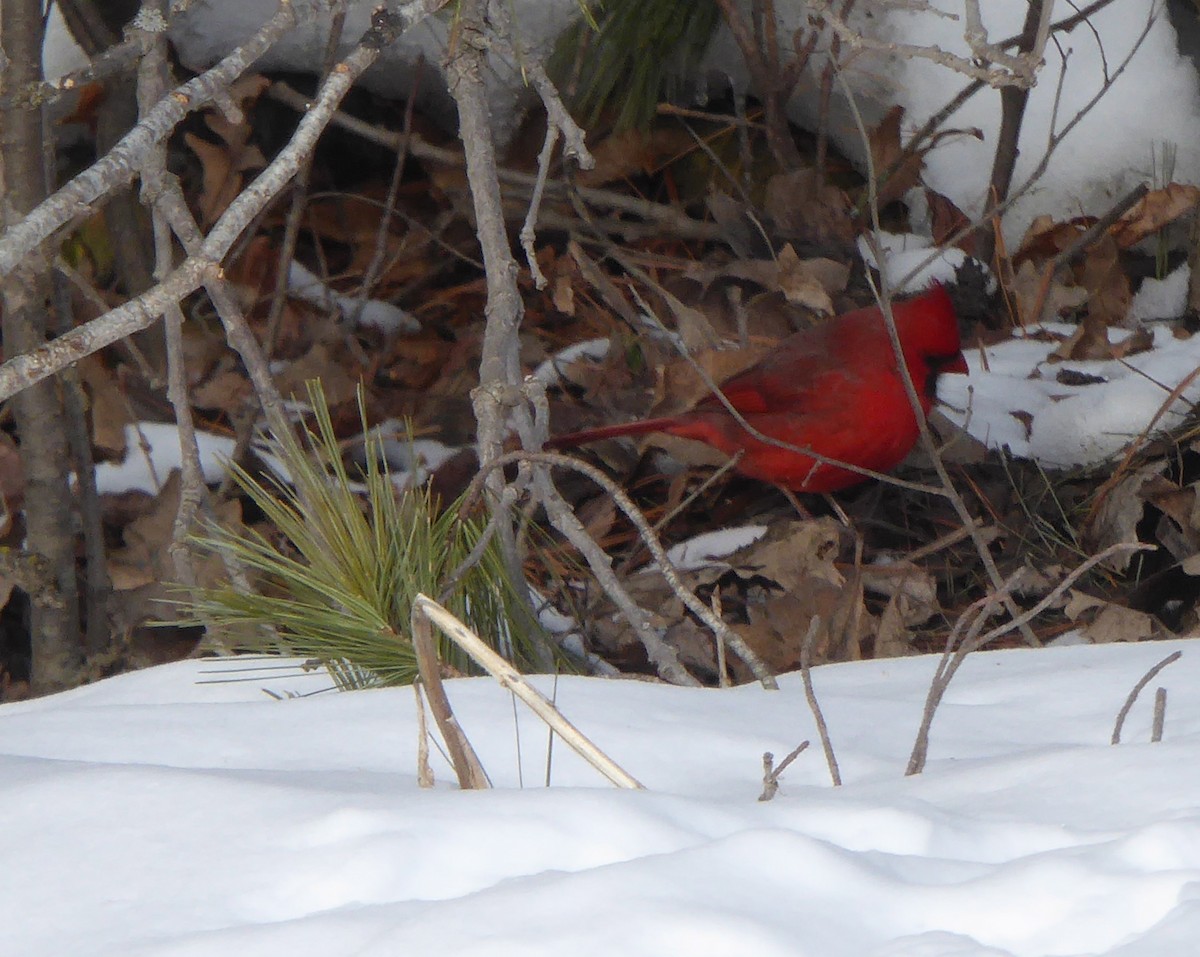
[4,640,1200,956]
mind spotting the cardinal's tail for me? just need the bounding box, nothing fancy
[544,416,682,449]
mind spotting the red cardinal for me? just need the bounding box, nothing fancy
[546,284,968,492]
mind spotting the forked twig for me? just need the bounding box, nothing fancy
[907,543,1143,775]
[464,449,780,689]
[759,741,810,801]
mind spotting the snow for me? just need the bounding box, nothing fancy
[937,316,1200,468]
[857,232,981,293]
[287,261,419,335]
[5,639,1200,955]
[889,0,1200,243]
[94,423,239,494]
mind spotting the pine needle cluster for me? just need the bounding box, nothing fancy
[551,0,721,130]
[184,386,542,689]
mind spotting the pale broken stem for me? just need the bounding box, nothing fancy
[800,616,841,786]
[1112,650,1181,745]
[907,543,1143,775]
[758,741,810,802]
[414,682,435,787]
[711,587,729,688]
[411,602,491,790]
[412,594,645,789]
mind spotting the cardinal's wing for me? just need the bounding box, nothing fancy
[701,335,875,416]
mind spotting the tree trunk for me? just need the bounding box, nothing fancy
[0,0,85,692]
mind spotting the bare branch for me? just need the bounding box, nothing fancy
[0,1,300,279]
[0,12,410,403]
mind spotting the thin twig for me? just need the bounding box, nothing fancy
[414,682,435,787]
[464,448,780,689]
[758,741,810,801]
[411,602,491,789]
[1112,650,1181,745]
[799,616,841,786]
[839,66,1042,649]
[1151,686,1167,744]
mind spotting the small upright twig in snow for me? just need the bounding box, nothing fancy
[1112,650,1181,745]
[1152,687,1167,744]
[413,683,435,787]
[800,616,841,786]
[758,741,810,802]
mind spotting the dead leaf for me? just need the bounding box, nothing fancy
[191,369,253,414]
[551,274,575,316]
[78,357,129,457]
[707,191,765,258]
[274,341,363,409]
[683,247,848,310]
[185,76,270,226]
[652,341,771,414]
[926,188,976,255]
[575,126,695,188]
[1080,234,1130,326]
[860,560,938,625]
[1109,183,1200,248]
[874,594,914,658]
[765,169,855,249]
[185,132,266,228]
[1065,591,1157,643]
[1086,460,1164,571]
[870,105,924,208]
[1010,260,1087,325]
[775,244,837,313]
[1014,214,1095,266]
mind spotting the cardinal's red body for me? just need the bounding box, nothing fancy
[546,284,968,492]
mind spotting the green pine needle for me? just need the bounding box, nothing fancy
[552,0,721,131]
[181,383,545,689]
